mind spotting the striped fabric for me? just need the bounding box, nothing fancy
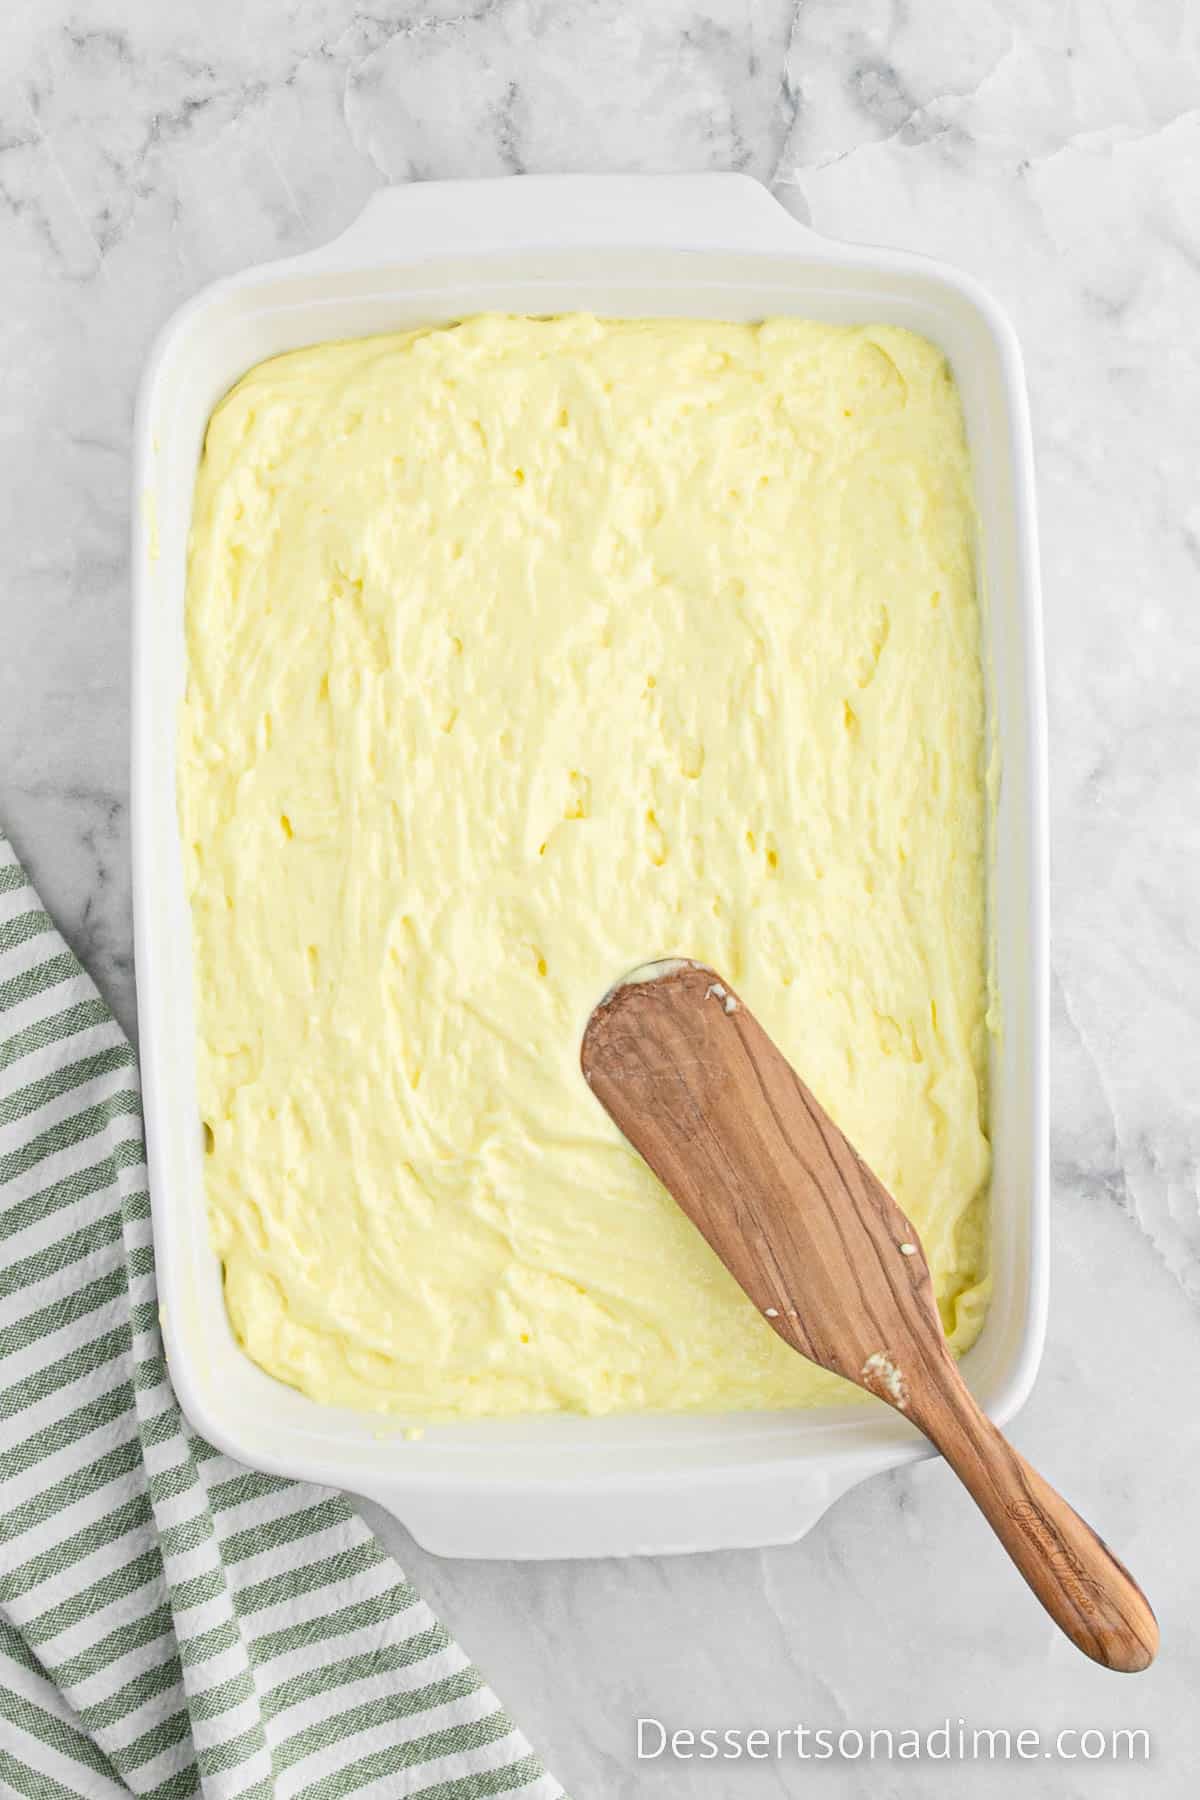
[0,832,565,1800]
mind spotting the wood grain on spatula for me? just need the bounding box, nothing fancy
[581,960,1158,1674]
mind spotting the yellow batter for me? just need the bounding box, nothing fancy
[180,314,992,1418]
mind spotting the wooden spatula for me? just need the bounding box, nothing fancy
[581,959,1158,1673]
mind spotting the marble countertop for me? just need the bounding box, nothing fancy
[2,1,1197,1792]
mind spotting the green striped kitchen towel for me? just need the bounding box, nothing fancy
[0,831,565,1800]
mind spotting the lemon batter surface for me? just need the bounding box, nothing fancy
[180,315,992,1418]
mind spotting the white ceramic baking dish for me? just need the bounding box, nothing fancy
[131,173,1048,1560]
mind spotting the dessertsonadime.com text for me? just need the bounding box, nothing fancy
[636,1719,1151,1765]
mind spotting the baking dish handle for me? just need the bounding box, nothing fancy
[290,172,826,268]
[356,1463,875,1561]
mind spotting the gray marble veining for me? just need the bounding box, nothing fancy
[1,2,1197,1793]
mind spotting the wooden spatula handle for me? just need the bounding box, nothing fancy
[911,1365,1158,1674]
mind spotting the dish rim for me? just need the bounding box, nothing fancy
[130,173,1049,1558]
